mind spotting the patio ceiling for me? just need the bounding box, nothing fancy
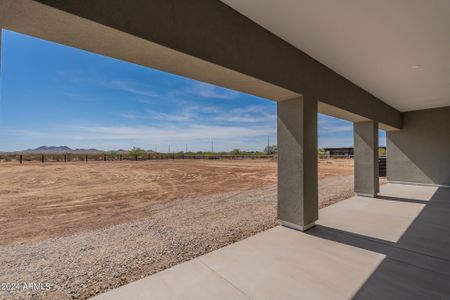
[222,0,450,112]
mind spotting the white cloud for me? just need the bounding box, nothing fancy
[145,110,193,122]
[118,103,275,125]
[230,105,270,114]
[319,124,353,133]
[112,80,158,98]
[318,136,353,148]
[70,124,274,141]
[5,123,275,150]
[135,97,160,105]
[185,82,240,99]
[213,114,275,123]
[112,79,240,104]
[119,113,142,120]
[210,105,275,123]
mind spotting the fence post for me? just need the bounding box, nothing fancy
[64,154,67,163]
[41,154,44,163]
[135,155,138,161]
[104,154,107,162]
[20,154,23,164]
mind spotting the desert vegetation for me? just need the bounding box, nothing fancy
[0,146,277,164]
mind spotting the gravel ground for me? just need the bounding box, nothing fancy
[0,175,356,300]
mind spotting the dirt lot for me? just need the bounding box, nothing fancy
[0,159,355,299]
[0,159,353,246]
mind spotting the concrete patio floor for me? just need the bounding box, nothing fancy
[93,183,450,300]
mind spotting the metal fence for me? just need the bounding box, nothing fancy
[378,157,387,177]
[0,153,276,163]
[0,153,387,177]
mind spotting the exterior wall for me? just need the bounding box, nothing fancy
[387,106,450,186]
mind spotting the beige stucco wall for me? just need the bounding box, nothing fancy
[387,106,450,186]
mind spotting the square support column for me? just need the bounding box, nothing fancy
[354,121,379,197]
[277,96,318,231]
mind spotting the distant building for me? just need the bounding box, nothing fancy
[323,147,354,157]
[323,147,386,157]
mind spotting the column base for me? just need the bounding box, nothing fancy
[280,220,316,232]
[357,192,378,198]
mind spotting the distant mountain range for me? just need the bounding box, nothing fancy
[21,146,104,153]
[1,146,156,154]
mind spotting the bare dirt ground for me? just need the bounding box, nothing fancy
[0,159,353,246]
[0,159,355,299]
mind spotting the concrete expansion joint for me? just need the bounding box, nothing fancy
[197,258,252,300]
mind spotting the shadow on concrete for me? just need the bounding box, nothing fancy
[308,187,450,299]
[376,195,429,204]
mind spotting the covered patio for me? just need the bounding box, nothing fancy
[1,1,449,299]
[94,183,450,299]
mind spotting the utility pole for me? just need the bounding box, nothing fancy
[155,144,157,153]
[168,144,170,153]
[267,135,270,154]
[211,139,214,153]
[185,144,188,153]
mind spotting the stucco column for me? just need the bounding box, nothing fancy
[277,95,318,231]
[354,121,379,197]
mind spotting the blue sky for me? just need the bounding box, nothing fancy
[0,30,385,152]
